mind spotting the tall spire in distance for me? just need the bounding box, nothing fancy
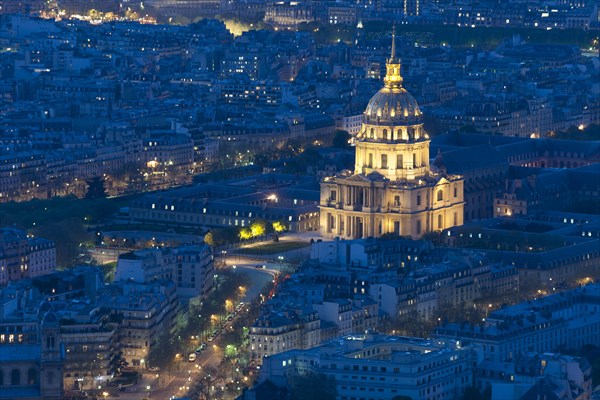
[390,24,396,62]
[384,24,403,89]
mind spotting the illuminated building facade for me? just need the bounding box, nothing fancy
[320,34,464,239]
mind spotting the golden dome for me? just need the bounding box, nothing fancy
[363,28,423,127]
[363,87,422,126]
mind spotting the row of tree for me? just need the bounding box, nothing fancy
[204,218,286,247]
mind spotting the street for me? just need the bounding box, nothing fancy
[103,254,280,400]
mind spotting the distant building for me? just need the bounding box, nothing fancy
[115,245,214,302]
[129,175,321,233]
[435,284,600,363]
[250,306,321,361]
[58,304,118,391]
[264,1,313,28]
[142,133,194,171]
[478,353,593,400]
[173,246,215,300]
[0,228,56,285]
[98,280,179,368]
[258,333,475,400]
[370,256,518,321]
[0,289,64,400]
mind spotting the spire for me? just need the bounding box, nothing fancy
[384,25,403,89]
[390,24,396,62]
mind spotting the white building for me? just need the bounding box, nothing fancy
[313,299,353,336]
[483,353,593,400]
[250,306,321,362]
[115,248,174,284]
[115,245,214,302]
[435,284,600,363]
[259,333,475,400]
[0,228,56,285]
[98,281,179,368]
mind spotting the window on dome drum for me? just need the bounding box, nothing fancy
[437,190,443,201]
[438,215,443,229]
[28,368,37,385]
[413,153,417,168]
[416,220,422,234]
[417,194,422,206]
[454,187,458,197]
[394,196,400,206]
[11,369,20,386]
[368,153,373,168]
[397,154,403,169]
[383,129,388,139]
[370,128,374,138]
[381,154,388,169]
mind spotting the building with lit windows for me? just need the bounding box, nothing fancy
[0,228,56,286]
[0,291,64,400]
[319,34,464,239]
[257,333,475,400]
[434,284,600,363]
[97,280,179,368]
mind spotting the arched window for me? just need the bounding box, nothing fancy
[368,153,373,168]
[438,214,443,229]
[46,372,54,385]
[383,129,388,139]
[437,190,443,201]
[397,154,403,169]
[11,369,20,386]
[46,336,55,349]
[381,154,388,169]
[27,368,36,385]
[370,128,374,138]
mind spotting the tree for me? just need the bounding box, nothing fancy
[85,176,107,199]
[34,217,93,267]
[204,231,217,246]
[272,220,287,233]
[204,227,239,246]
[332,130,351,148]
[250,218,271,237]
[239,227,252,240]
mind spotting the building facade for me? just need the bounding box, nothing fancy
[0,228,56,286]
[0,294,64,400]
[320,36,464,239]
[258,333,475,400]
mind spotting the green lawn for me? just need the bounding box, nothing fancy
[239,241,310,255]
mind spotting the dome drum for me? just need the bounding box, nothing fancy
[360,123,426,143]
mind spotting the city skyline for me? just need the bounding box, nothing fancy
[0,3,599,400]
